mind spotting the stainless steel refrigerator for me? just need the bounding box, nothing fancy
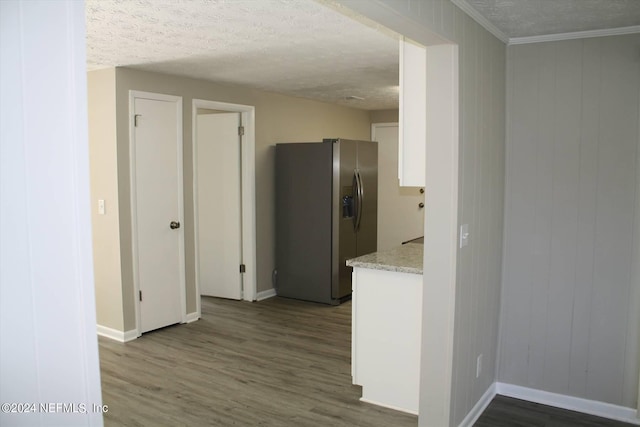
[275,138,377,304]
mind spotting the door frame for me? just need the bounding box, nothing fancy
[371,122,399,251]
[371,122,398,139]
[419,43,459,425]
[192,99,257,313]
[129,90,186,337]
[635,92,640,416]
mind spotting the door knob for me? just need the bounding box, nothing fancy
[170,221,180,229]
[418,203,424,209]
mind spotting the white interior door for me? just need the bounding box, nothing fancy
[132,94,184,333]
[196,112,243,300]
[374,123,425,251]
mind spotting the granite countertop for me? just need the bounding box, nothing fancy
[346,243,423,275]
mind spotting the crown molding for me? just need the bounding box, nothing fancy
[450,0,509,44]
[451,0,640,46]
[509,25,640,45]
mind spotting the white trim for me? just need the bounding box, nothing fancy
[451,0,640,46]
[191,101,201,317]
[458,384,497,427]
[636,79,640,415]
[192,99,257,304]
[359,397,419,416]
[496,382,640,425]
[256,288,277,301]
[633,62,640,417]
[450,0,509,44]
[509,25,640,45]
[184,312,200,323]
[97,325,138,342]
[129,90,186,335]
[419,43,460,426]
[371,121,399,140]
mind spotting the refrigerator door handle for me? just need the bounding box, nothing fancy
[352,170,359,231]
[355,169,364,231]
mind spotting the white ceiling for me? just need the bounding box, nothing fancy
[85,0,400,110]
[85,0,640,111]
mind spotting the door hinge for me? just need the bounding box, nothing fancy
[238,126,245,136]
[134,114,141,127]
[240,264,246,273]
[139,290,142,301]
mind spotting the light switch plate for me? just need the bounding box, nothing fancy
[98,199,105,215]
[460,224,469,248]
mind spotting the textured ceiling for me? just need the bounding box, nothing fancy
[85,0,400,110]
[465,0,640,38]
[86,0,640,110]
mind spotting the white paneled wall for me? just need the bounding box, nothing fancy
[500,34,640,408]
[450,13,506,427]
[0,1,103,426]
[398,3,506,426]
[336,2,507,426]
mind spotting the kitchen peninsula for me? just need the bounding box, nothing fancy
[347,243,423,415]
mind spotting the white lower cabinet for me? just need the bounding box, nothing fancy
[351,267,423,415]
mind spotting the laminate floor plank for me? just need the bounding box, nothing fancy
[100,297,634,426]
[474,395,635,427]
[99,296,418,427]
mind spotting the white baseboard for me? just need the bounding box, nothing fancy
[458,383,497,427]
[256,288,276,301]
[184,312,199,323]
[496,382,640,425]
[96,324,138,342]
[359,397,418,416]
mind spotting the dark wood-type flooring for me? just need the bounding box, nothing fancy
[475,395,635,427]
[99,296,635,426]
[99,296,417,426]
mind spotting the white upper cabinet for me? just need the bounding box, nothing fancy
[399,40,458,189]
[398,38,427,187]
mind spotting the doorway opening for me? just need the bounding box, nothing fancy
[192,99,257,316]
[371,122,425,251]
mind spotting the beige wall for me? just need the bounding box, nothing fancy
[101,67,370,331]
[87,69,125,331]
[369,109,399,124]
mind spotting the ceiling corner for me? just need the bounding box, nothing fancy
[450,0,509,44]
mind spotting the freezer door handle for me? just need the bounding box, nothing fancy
[355,170,363,232]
